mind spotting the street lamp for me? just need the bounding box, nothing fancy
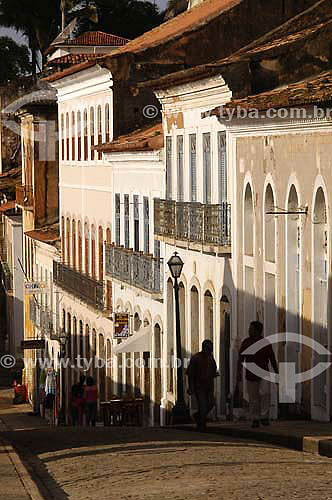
[167,252,190,422]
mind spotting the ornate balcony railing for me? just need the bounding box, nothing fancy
[105,244,163,295]
[16,184,33,208]
[53,261,104,311]
[154,199,231,251]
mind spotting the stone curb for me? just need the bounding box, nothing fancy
[0,418,44,500]
[175,424,332,458]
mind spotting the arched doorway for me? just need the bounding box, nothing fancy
[286,185,301,408]
[153,323,162,425]
[220,295,231,418]
[312,187,329,420]
[190,286,199,356]
[204,290,214,342]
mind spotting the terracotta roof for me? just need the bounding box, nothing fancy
[102,0,240,57]
[64,31,129,46]
[43,61,97,82]
[0,201,16,213]
[138,19,332,91]
[44,0,240,82]
[25,224,60,245]
[205,70,332,116]
[96,123,163,153]
[47,53,102,67]
[45,30,129,55]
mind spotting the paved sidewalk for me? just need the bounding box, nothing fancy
[0,388,46,500]
[176,420,332,457]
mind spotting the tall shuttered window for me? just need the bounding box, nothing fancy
[124,194,129,249]
[203,133,211,204]
[177,135,184,202]
[218,131,227,204]
[134,195,139,252]
[115,194,121,246]
[166,137,172,200]
[143,197,149,254]
[189,134,197,202]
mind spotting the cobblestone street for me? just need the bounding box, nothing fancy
[1,388,332,500]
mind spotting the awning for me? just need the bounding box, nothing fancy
[113,325,152,354]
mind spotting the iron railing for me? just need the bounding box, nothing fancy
[53,261,104,310]
[16,184,33,208]
[154,198,231,248]
[105,244,163,294]
[29,299,59,338]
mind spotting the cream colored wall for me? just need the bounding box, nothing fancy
[233,124,332,420]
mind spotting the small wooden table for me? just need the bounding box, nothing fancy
[101,399,144,426]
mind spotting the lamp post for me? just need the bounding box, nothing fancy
[167,252,190,422]
[58,329,68,425]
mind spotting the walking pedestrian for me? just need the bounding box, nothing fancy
[84,376,98,427]
[237,320,278,428]
[187,339,218,431]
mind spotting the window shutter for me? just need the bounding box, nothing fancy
[203,133,211,204]
[189,134,197,202]
[218,132,227,204]
[177,136,184,202]
[134,195,139,252]
[115,194,121,246]
[143,197,149,254]
[166,137,172,200]
[124,195,130,249]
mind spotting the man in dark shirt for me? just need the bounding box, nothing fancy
[237,321,278,428]
[187,339,218,431]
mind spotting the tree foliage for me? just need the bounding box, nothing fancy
[0,36,31,84]
[0,1,163,74]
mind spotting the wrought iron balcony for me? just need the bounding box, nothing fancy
[29,299,56,336]
[105,244,163,295]
[53,261,104,311]
[16,184,33,209]
[154,199,231,253]
[0,238,12,291]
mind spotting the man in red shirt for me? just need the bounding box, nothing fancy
[237,321,278,428]
[187,339,218,431]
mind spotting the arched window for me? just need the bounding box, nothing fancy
[78,320,84,360]
[77,111,81,161]
[264,184,275,263]
[72,219,76,269]
[90,107,95,161]
[73,317,77,380]
[66,113,70,161]
[83,109,88,161]
[66,217,70,265]
[244,183,254,256]
[91,224,96,279]
[98,226,103,281]
[313,187,328,409]
[105,103,110,143]
[67,312,72,358]
[84,222,89,275]
[61,114,65,161]
[85,324,90,369]
[61,216,65,263]
[78,221,82,272]
[97,105,102,160]
[71,111,75,160]
[106,227,111,245]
